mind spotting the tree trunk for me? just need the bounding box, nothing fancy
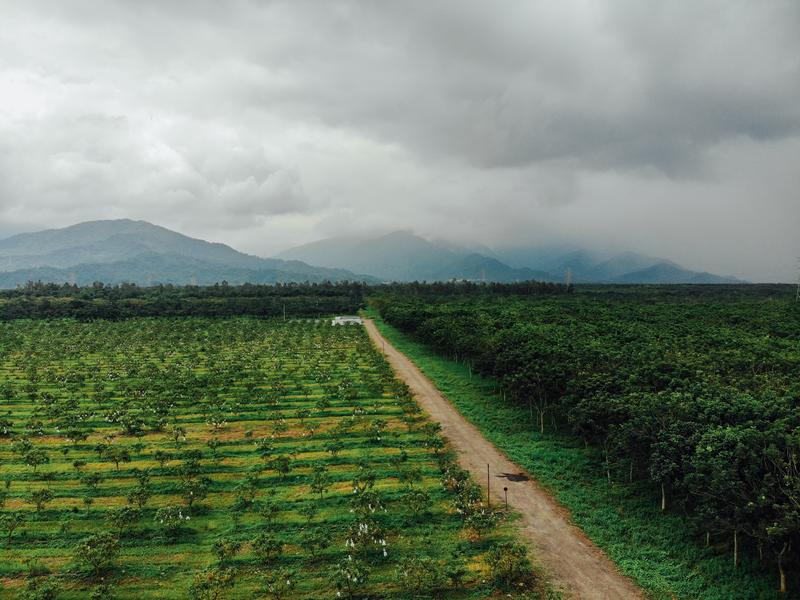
[733,530,739,569]
[705,531,710,547]
[660,483,666,511]
[539,409,545,434]
[778,542,788,594]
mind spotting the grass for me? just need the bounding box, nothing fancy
[367,310,792,600]
[0,317,536,598]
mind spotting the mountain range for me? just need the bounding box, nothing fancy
[0,220,742,288]
[0,220,372,288]
[277,232,742,284]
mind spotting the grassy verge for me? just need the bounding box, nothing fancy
[367,310,788,600]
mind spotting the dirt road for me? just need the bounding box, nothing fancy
[364,319,644,600]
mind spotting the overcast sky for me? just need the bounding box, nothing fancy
[1,1,798,281]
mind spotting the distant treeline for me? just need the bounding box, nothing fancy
[0,279,573,320]
[0,281,367,319]
[373,280,572,296]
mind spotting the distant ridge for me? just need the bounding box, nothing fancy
[278,232,744,284]
[278,231,550,282]
[0,220,373,288]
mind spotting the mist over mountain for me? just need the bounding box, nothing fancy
[0,220,372,288]
[278,232,743,284]
[276,231,550,282]
[0,220,743,288]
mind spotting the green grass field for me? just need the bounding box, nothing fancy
[0,318,540,598]
[368,310,792,600]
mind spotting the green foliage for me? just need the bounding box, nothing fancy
[0,281,366,320]
[154,506,190,543]
[258,568,296,600]
[21,577,60,600]
[333,557,370,600]
[486,542,535,591]
[394,554,446,595]
[187,567,234,600]
[106,506,141,535]
[0,317,533,599]
[372,289,800,599]
[73,533,119,578]
[29,488,54,512]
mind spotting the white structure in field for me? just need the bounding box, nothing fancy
[332,315,363,326]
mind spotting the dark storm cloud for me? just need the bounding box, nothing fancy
[0,1,798,280]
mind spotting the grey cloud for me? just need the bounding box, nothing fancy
[0,1,798,280]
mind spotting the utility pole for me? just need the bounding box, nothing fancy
[487,464,491,508]
[795,257,800,302]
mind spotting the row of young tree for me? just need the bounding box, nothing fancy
[0,318,537,597]
[0,281,366,320]
[375,289,800,593]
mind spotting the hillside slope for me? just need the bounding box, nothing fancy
[0,220,371,287]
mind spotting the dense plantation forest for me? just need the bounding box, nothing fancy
[0,281,367,320]
[373,284,800,595]
[0,317,542,598]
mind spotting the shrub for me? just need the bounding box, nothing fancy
[73,533,119,579]
[333,556,369,600]
[486,542,535,591]
[394,554,446,595]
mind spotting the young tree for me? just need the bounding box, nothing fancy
[270,455,292,479]
[187,567,234,600]
[29,488,54,512]
[211,537,242,567]
[170,425,187,448]
[309,463,330,498]
[81,472,103,492]
[24,448,50,473]
[333,557,369,600]
[298,503,318,525]
[394,554,445,596]
[299,526,330,561]
[182,477,211,509]
[154,506,190,543]
[106,506,141,536]
[252,532,283,565]
[255,438,275,466]
[73,533,120,578]
[258,568,296,600]
[0,511,23,546]
[258,496,280,526]
[153,450,172,469]
[397,466,422,488]
[88,584,116,600]
[486,542,534,591]
[21,576,60,600]
[325,440,344,458]
[102,446,131,471]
